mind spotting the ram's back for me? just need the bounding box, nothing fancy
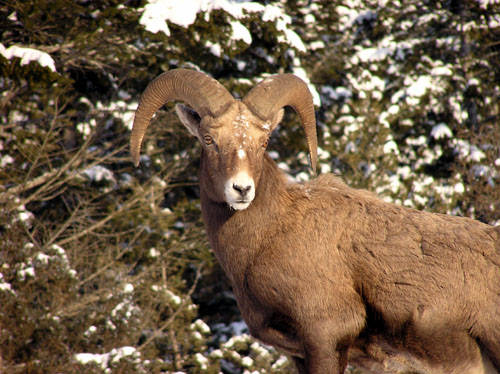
[285,173,500,319]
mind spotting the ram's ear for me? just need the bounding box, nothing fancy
[267,108,284,133]
[175,104,201,139]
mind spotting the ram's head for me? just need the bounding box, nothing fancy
[130,69,317,210]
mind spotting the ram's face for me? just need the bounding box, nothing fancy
[176,101,282,210]
[130,69,317,212]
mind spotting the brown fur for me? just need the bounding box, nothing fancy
[198,152,500,374]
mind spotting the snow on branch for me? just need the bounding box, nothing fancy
[0,43,56,72]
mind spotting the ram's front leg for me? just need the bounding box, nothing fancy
[306,345,350,374]
[301,322,353,374]
[235,291,304,356]
[298,297,366,374]
[292,348,348,374]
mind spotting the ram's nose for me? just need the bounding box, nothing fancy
[233,183,252,197]
[224,172,255,210]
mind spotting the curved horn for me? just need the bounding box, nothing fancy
[242,74,318,174]
[130,68,235,166]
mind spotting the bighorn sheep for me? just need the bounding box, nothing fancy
[130,68,500,374]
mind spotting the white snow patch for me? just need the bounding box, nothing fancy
[452,139,486,162]
[75,353,108,369]
[229,320,248,336]
[194,353,209,370]
[431,66,453,76]
[279,27,306,52]
[165,289,182,306]
[82,165,116,184]
[468,78,480,87]
[77,118,96,138]
[139,0,306,52]
[104,100,136,130]
[268,150,279,159]
[292,66,321,106]
[205,41,222,57]
[317,146,331,160]
[0,282,13,292]
[387,104,400,115]
[0,273,14,294]
[191,330,203,341]
[397,166,412,180]
[75,346,138,369]
[35,252,50,265]
[357,47,393,62]
[123,283,134,294]
[236,60,247,71]
[51,244,66,257]
[271,355,289,369]
[295,171,310,182]
[387,174,402,194]
[322,85,352,101]
[191,319,211,334]
[472,164,491,178]
[224,333,252,350]
[230,21,252,44]
[140,0,195,35]
[336,6,376,30]
[454,182,465,194]
[84,325,97,337]
[320,163,332,174]
[406,75,432,97]
[18,265,35,281]
[0,154,14,167]
[250,341,272,358]
[149,247,160,258]
[431,123,452,139]
[309,40,325,50]
[18,210,34,224]
[383,140,399,155]
[111,300,139,319]
[241,356,254,367]
[343,120,360,135]
[478,0,500,9]
[111,346,137,363]
[348,71,385,97]
[210,349,223,359]
[0,43,56,72]
[413,176,434,194]
[406,136,427,147]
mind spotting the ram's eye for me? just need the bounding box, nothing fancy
[262,138,269,149]
[203,134,214,145]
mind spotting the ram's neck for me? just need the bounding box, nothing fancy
[199,153,289,284]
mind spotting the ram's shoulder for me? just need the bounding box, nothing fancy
[304,173,380,202]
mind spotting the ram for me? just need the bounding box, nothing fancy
[130,68,500,374]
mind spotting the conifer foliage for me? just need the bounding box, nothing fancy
[1,0,499,373]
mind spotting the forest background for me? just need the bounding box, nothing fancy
[1,0,499,373]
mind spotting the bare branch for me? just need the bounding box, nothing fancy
[138,265,203,352]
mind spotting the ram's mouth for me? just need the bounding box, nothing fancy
[228,200,252,210]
